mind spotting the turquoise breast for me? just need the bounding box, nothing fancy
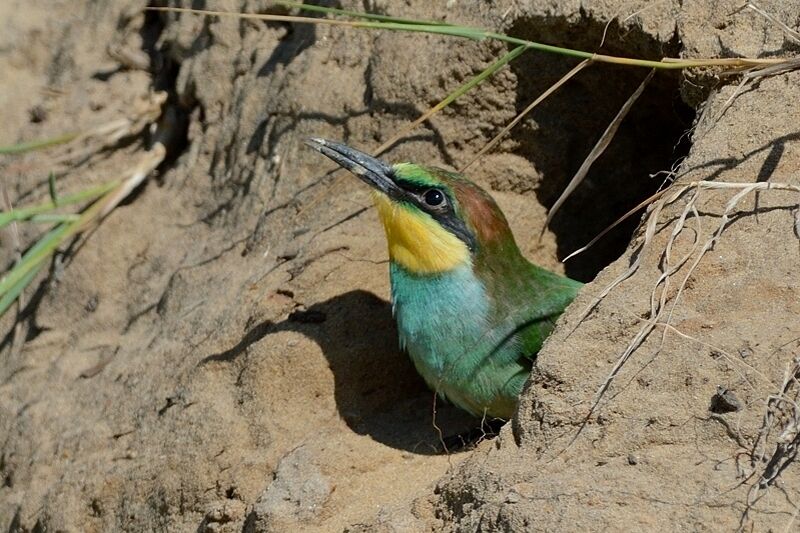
[389,262,528,417]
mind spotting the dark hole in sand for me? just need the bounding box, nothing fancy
[504,16,695,282]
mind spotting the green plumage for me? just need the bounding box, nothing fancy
[391,231,581,419]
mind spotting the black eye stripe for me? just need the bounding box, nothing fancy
[436,216,477,252]
[393,179,451,208]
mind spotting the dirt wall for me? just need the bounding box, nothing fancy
[1,1,799,531]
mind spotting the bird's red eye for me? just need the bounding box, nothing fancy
[423,189,445,207]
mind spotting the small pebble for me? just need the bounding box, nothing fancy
[709,386,742,414]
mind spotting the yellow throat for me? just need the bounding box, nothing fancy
[372,192,470,274]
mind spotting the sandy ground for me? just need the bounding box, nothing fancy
[1,1,799,531]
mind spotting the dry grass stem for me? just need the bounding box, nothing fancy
[50,92,166,169]
[740,357,800,529]
[0,92,169,320]
[460,59,591,172]
[747,2,800,44]
[542,69,655,233]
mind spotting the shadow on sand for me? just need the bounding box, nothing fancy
[203,290,485,454]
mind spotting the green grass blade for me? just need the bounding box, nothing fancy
[150,6,659,58]
[0,258,46,317]
[374,44,527,154]
[434,44,526,111]
[0,132,78,155]
[0,179,119,228]
[48,172,59,205]
[148,6,788,70]
[355,20,489,40]
[274,0,452,26]
[0,223,71,299]
[29,214,81,224]
[15,220,71,260]
[0,214,84,316]
[0,189,109,302]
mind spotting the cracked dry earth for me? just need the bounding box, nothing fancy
[2,1,800,531]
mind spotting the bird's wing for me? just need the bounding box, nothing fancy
[505,268,582,361]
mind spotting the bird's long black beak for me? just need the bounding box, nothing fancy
[305,138,401,197]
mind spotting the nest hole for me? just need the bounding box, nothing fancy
[504,15,695,282]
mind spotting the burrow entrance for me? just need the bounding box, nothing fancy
[504,15,695,282]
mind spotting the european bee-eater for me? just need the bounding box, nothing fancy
[306,138,582,420]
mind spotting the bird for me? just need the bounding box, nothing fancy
[306,138,582,420]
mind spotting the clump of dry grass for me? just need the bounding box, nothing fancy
[555,177,800,456]
[740,357,800,530]
[1,91,170,324]
[584,180,800,405]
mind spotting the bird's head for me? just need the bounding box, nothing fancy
[306,138,520,275]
